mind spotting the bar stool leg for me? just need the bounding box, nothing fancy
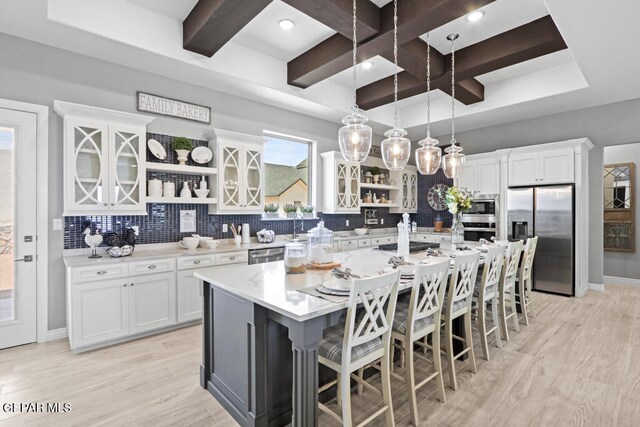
[336,373,342,408]
[491,296,503,349]
[432,330,446,403]
[478,300,490,361]
[357,368,364,395]
[404,336,419,426]
[380,352,395,427]
[340,367,353,427]
[520,278,530,326]
[464,312,478,374]
[510,290,520,332]
[444,321,457,390]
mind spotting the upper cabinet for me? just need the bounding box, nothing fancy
[207,129,266,214]
[390,166,418,214]
[508,148,574,186]
[457,155,500,195]
[321,152,360,214]
[54,101,154,216]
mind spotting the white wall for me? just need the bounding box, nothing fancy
[604,142,640,279]
[0,33,363,331]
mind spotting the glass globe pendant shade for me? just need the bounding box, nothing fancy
[442,142,465,179]
[415,136,441,175]
[338,110,373,163]
[381,128,411,171]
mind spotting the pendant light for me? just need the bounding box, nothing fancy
[338,0,372,163]
[415,33,441,175]
[442,33,465,179]
[381,0,411,171]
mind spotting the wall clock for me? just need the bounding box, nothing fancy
[427,184,449,211]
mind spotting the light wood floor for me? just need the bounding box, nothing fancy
[1,285,639,426]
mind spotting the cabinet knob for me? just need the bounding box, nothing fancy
[148,265,157,270]
[123,284,128,287]
[104,203,108,206]
[193,260,201,265]
[130,283,134,287]
[229,256,236,260]
[97,270,107,275]
[111,203,115,206]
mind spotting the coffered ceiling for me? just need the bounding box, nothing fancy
[2,0,639,141]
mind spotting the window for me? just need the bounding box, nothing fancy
[263,132,314,217]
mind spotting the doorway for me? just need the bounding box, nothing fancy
[0,108,37,349]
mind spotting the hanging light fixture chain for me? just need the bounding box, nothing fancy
[426,32,431,138]
[450,35,456,142]
[393,0,399,129]
[352,0,358,109]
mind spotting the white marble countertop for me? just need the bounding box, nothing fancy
[195,243,482,322]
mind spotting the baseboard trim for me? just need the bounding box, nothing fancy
[588,283,605,292]
[603,275,640,286]
[44,328,68,342]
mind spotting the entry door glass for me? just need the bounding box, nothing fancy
[0,109,37,349]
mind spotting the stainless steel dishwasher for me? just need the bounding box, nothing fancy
[248,246,285,265]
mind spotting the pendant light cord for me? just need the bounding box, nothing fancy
[352,0,358,110]
[426,32,431,138]
[450,35,456,143]
[393,0,398,129]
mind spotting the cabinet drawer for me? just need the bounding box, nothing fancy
[71,263,128,283]
[128,258,176,276]
[372,236,394,246]
[339,239,359,251]
[358,238,372,248]
[215,251,248,266]
[177,255,216,270]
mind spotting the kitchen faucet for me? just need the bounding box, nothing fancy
[292,213,304,240]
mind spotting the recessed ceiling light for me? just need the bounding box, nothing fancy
[466,11,484,22]
[279,19,295,31]
[361,61,373,70]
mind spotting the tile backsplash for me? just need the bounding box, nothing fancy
[63,133,454,249]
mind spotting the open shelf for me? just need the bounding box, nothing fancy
[360,183,400,191]
[146,162,217,175]
[146,197,217,204]
[360,202,400,208]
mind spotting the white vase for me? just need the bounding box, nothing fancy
[175,149,190,165]
[180,181,191,198]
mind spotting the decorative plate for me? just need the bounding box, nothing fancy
[427,183,449,211]
[147,139,166,160]
[191,146,213,164]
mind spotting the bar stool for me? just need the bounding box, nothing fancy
[317,270,400,427]
[517,236,539,326]
[498,241,524,342]
[472,245,506,361]
[442,251,481,391]
[390,259,450,425]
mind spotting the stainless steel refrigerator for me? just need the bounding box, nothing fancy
[507,185,574,296]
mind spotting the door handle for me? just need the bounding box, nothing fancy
[14,255,33,263]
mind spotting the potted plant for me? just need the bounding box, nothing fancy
[301,205,314,219]
[283,203,298,219]
[371,166,381,184]
[264,203,280,218]
[171,137,193,165]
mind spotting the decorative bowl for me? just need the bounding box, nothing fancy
[107,245,134,258]
[354,228,369,236]
[194,189,210,198]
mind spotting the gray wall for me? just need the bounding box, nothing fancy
[603,142,640,279]
[0,33,355,331]
[429,98,640,286]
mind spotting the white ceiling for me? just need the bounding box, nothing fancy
[1,0,639,141]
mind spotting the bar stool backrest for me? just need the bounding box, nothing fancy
[479,245,507,300]
[501,241,524,290]
[407,259,450,334]
[447,251,481,312]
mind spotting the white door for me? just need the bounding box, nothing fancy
[0,109,37,349]
[177,270,203,323]
[129,272,176,334]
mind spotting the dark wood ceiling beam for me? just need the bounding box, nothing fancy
[357,15,567,110]
[281,0,380,40]
[183,0,272,57]
[287,0,495,88]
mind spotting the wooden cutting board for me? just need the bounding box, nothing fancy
[306,261,341,270]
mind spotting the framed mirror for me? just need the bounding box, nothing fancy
[604,162,635,252]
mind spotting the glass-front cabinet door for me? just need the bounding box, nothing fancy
[347,164,360,209]
[401,173,410,209]
[219,144,242,210]
[408,173,418,210]
[243,147,263,211]
[336,162,348,209]
[66,119,109,214]
[109,127,144,211]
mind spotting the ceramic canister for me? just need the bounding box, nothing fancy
[148,179,162,198]
[163,181,176,198]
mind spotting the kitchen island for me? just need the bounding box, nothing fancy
[195,245,479,427]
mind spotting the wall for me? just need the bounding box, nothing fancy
[603,142,640,279]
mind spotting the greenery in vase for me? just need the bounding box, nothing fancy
[283,203,298,213]
[370,166,381,176]
[264,203,279,213]
[443,186,472,215]
[301,205,314,213]
[171,137,193,151]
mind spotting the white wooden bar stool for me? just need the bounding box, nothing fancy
[441,251,481,391]
[516,236,539,326]
[317,270,400,427]
[472,245,506,361]
[390,259,450,425]
[498,241,524,342]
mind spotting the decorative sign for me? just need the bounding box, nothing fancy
[180,210,197,233]
[137,92,211,124]
[369,145,382,158]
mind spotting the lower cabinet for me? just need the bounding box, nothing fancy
[129,272,177,334]
[177,269,203,323]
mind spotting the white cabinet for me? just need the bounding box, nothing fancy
[508,148,574,186]
[390,167,418,213]
[54,101,153,215]
[207,129,266,214]
[129,272,176,334]
[321,152,360,214]
[457,155,500,195]
[71,279,130,348]
[177,270,203,323]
